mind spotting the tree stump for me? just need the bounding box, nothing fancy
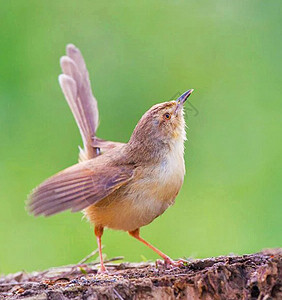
[1,249,281,299]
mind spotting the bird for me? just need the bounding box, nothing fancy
[27,44,194,273]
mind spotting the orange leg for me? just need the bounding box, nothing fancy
[94,226,107,273]
[129,228,185,267]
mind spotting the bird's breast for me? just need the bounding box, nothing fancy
[151,141,186,203]
[85,139,185,231]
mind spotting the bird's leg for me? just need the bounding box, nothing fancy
[128,228,186,267]
[94,226,107,273]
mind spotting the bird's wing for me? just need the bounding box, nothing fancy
[27,161,134,217]
[58,44,124,161]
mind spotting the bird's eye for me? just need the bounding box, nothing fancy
[163,113,171,120]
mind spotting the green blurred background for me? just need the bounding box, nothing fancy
[0,1,281,274]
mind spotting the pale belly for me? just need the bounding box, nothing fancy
[85,191,172,232]
[85,145,185,232]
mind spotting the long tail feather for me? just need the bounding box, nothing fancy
[59,44,99,160]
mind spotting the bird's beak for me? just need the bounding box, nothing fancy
[175,89,194,115]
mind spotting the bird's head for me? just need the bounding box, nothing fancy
[129,89,194,151]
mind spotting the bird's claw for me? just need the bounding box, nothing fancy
[156,258,189,268]
[97,265,109,274]
[165,258,188,267]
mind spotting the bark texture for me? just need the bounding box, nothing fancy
[0,249,281,300]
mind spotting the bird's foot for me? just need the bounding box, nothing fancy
[156,257,189,268]
[165,257,188,267]
[97,265,109,274]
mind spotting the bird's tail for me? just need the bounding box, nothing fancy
[59,44,99,161]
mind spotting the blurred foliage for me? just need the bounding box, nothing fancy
[0,1,281,274]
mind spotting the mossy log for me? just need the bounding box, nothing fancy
[0,249,281,300]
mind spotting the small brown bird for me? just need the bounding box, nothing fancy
[28,44,194,273]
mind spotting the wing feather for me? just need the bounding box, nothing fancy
[28,162,134,217]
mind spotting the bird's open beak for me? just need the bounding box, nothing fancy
[175,89,194,115]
